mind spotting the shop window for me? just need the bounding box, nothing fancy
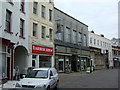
[32,60,35,67]
[32,55,37,59]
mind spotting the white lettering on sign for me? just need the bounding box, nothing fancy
[33,46,53,52]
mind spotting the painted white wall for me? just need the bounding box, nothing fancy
[88,31,113,67]
[1,1,29,52]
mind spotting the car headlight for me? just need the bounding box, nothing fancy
[15,83,21,87]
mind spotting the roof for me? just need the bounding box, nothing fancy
[54,7,88,27]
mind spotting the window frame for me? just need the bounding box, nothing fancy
[41,26,46,39]
[33,1,38,14]
[19,18,25,39]
[41,5,46,18]
[20,0,25,14]
[49,9,52,21]
[5,9,13,34]
[33,23,38,37]
[49,28,53,40]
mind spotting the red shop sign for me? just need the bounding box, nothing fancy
[32,45,53,55]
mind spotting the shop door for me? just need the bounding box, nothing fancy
[7,57,10,79]
[59,59,64,72]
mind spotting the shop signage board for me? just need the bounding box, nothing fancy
[32,45,53,55]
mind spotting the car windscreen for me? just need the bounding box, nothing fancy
[26,70,48,78]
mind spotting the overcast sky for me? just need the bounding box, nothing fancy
[54,0,119,39]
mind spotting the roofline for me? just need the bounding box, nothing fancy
[54,7,88,27]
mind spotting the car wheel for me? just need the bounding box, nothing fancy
[55,81,59,89]
[47,86,50,90]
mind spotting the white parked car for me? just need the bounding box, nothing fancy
[15,68,59,90]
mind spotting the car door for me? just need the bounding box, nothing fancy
[49,70,56,88]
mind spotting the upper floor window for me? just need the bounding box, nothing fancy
[41,5,46,18]
[49,29,53,40]
[90,37,92,44]
[33,2,38,14]
[41,26,46,39]
[33,23,37,37]
[94,39,96,45]
[97,40,99,46]
[20,19,25,38]
[7,0,14,5]
[78,32,82,43]
[57,33,63,41]
[65,27,70,42]
[101,41,102,47]
[73,30,77,43]
[20,0,25,13]
[49,9,52,21]
[5,9,13,34]
[83,34,87,46]
[49,0,52,3]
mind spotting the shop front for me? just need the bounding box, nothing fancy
[0,38,14,80]
[113,58,120,67]
[32,45,54,68]
[55,43,90,72]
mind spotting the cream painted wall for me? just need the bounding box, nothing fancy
[89,31,113,67]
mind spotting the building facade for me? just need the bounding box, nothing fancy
[111,38,120,67]
[0,0,29,80]
[29,0,55,68]
[54,8,90,72]
[89,31,113,70]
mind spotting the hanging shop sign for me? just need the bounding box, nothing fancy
[32,45,53,55]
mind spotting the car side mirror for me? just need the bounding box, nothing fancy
[50,76,54,79]
[22,75,26,78]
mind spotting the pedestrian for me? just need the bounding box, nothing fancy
[15,66,20,80]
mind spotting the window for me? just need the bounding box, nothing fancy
[49,29,53,40]
[65,27,70,42]
[32,60,35,67]
[20,0,25,13]
[94,39,96,45]
[33,23,37,37]
[41,26,46,39]
[5,9,13,34]
[20,19,24,38]
[33,2,38,14]
[49,9,52,21]
[41,5,46,18]
[97,40,99,46]
[49,0,52,3]
[90,37,92,44]
[73,30,77,43]
[7,0,14,5]
[101,41,102,46]
[83,34,87,46]
[57,33,63,41]
[78,32,82,43]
